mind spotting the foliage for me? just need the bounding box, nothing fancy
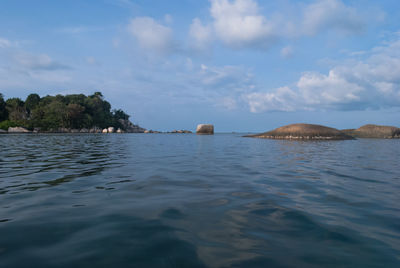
[0,92,131,131]
[25,93,41,116]
[6,97,26,122]
[0,120,18,130]
[0,93,8,122]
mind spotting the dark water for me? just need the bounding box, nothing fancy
[0,134,399,268]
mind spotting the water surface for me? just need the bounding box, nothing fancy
[0,134,399,267]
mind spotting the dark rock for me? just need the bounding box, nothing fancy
[118,119,146,133]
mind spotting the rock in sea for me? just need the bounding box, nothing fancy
[102,128,108,133]
[343,124,400,139]
[246,123,353,140]
[8,127,30,133]
[196,124,214,135]
[108,127,115,133]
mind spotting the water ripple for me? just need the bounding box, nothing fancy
[0,134,399,267]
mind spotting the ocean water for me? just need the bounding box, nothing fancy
[0,133,399,268]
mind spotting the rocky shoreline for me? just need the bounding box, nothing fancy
[1,119,147,134]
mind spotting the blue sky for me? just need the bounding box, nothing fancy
[0,0,399,132]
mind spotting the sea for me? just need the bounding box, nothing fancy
[0,133,399,267]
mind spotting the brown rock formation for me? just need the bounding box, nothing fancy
[246,123,353,140]
[196,124,214,135]
[346,124,400,139]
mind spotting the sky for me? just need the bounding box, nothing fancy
[0,0,399,132]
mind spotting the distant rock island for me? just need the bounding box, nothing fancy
[342,124,400,139]
[0,92,145,133]
[246,123,354,140]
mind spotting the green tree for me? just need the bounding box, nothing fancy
[85,93,112,128]
[113,109,130,121]
[1,92,132,131]
[25,93,41,116]
[65,94,86,106]
[0,93,8,122]
[6,97,26,122]
[40,100,67,130]
[66,103,85,129]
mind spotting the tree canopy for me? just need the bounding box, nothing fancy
[0,92,131,131]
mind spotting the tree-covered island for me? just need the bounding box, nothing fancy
[0,92,145,133]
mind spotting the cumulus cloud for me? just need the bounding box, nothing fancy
[246,87,299,112]
[297,71,363,106]
[123,1,369,54]
[245,38,400,112]
[210,0,277,49]
[127,17,175,54]
[301,0,366,36]
[189,0,369,51]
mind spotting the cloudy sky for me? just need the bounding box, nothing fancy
[1,0,399,132]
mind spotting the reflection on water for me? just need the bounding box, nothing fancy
[0,134,399,267]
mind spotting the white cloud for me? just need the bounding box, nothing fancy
[245,38,400,112]
[190,0,369,51]
[297,71,363,106]
[301,0,366,36]
[127,17,174,54]
[189,18,213,50]
[246,86,299,112]
[124,1,370,54]
[210,0,277,49]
